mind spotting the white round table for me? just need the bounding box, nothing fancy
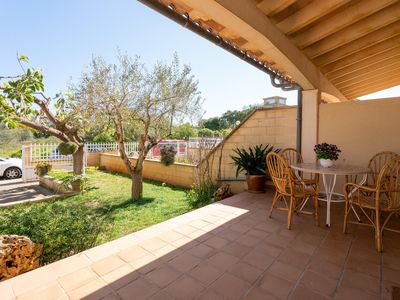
[291,163,369,227]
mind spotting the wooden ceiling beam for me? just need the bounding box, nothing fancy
[321,40,400,74]
[294,0,398,49]
[344,78,400,99]
[276,0,351,35]
[313,22,400,67]
[325,50,400,80]
[256,0,296,16]
[331,60,400,85]
[337,67,400,91]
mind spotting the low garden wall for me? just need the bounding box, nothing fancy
[99,153,196,188]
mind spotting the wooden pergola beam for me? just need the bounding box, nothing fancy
[331,60,400,86]
[313,21,400,66]
[294,0,397,49]
[321,40,400,74]
[345,78,400,99]
[326,51,400,80]
[337,67,400,91]
[304,2,400,58]
[256,0,295,16]
[276,0,351,35]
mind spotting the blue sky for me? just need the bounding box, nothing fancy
[1,0,398,118]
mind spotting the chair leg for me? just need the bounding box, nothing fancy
[287,196,294,230]
[269,191,279,218]
[375,209,382,252]
[343,199,350,234]
[314,193,319,226]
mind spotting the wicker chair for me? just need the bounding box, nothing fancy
[343,156,400,252]
[266,152,319,230]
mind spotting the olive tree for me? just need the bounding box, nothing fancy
[0,56,86,190]
[75,53,202,200]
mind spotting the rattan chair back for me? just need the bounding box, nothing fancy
[377,156,400,210]
[266,152,293,196]
[281,148,303,165]
[368,151,399,186]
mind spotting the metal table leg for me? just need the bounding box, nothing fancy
[322,173,337,227]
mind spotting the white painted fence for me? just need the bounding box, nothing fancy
[21,138,221,181]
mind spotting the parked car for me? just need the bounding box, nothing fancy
[0,157,22,179]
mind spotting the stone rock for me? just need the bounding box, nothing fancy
[0,235,42,281]
[213,184,233,201]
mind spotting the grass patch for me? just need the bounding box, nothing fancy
[0,168,196,265]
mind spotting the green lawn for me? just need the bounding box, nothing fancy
[0,168,196,265]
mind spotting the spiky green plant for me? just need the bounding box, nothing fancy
[231,144,279,177]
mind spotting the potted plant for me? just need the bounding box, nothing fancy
[231,144,279,193]
[160,145,177,166]
[314,143,341,167]
[34,162,53,176]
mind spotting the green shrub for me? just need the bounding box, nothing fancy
[160,146,177,166]
[10,149,22,158]
[186,180,217,208]
[58,142,78,155]
[34,162,52,176]
[0,202,103,265]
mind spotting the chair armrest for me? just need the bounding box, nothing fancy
[344,182,377,193]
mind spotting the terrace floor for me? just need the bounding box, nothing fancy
[1,190,400,300]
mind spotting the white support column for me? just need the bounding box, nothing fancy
[301,89,320,163]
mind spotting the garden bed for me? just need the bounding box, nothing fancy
[0,168,194,265]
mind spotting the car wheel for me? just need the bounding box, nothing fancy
[4,167,22,179]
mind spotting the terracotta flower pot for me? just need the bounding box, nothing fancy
[246,175,266,193]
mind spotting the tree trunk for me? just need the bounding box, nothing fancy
[72,145,85,192]
[132,170,143,200]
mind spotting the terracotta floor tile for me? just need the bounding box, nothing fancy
[335,286,379,300]
[50,253,91,277]
[236,234,262,247]
[218,228,243,241]
[189,263,224,285]
[158,230,184,243]
[258,272,295,299]
[222,241,252,258]
[128,253,159,273]
[118,245,150,263]
[255,242,284,258]
[152,244,182,262]
[168,252,202,273]
[345,257,380,278]
[197,289,226,300]
[117,277,158,300]
[164,275,205,300]
[58,267,98,292]
[139,238,168,252]
[209,273,251,300]
[91,255,126,276]
[145,264,182,288]
[67,278,111,300]
[340,269,380,295]
[229,261,264,284]
[208,252,239,271]
[204,236,230,249]
[244,287,279,300]
[174,224,198,236]
[268,261,303,283]
[16,281,65,300]
[242,249,275,270]
[383,267,400,285]
[290,284,330,300]
[230,223,252,234]
[308,259,343,280]
[247,228,271,239]
[148,290,175,300]
[101,264,139,290]
[300,270,338,298]
[277,248,311,270]
[186,243,215,259]
[170,236,198,250]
